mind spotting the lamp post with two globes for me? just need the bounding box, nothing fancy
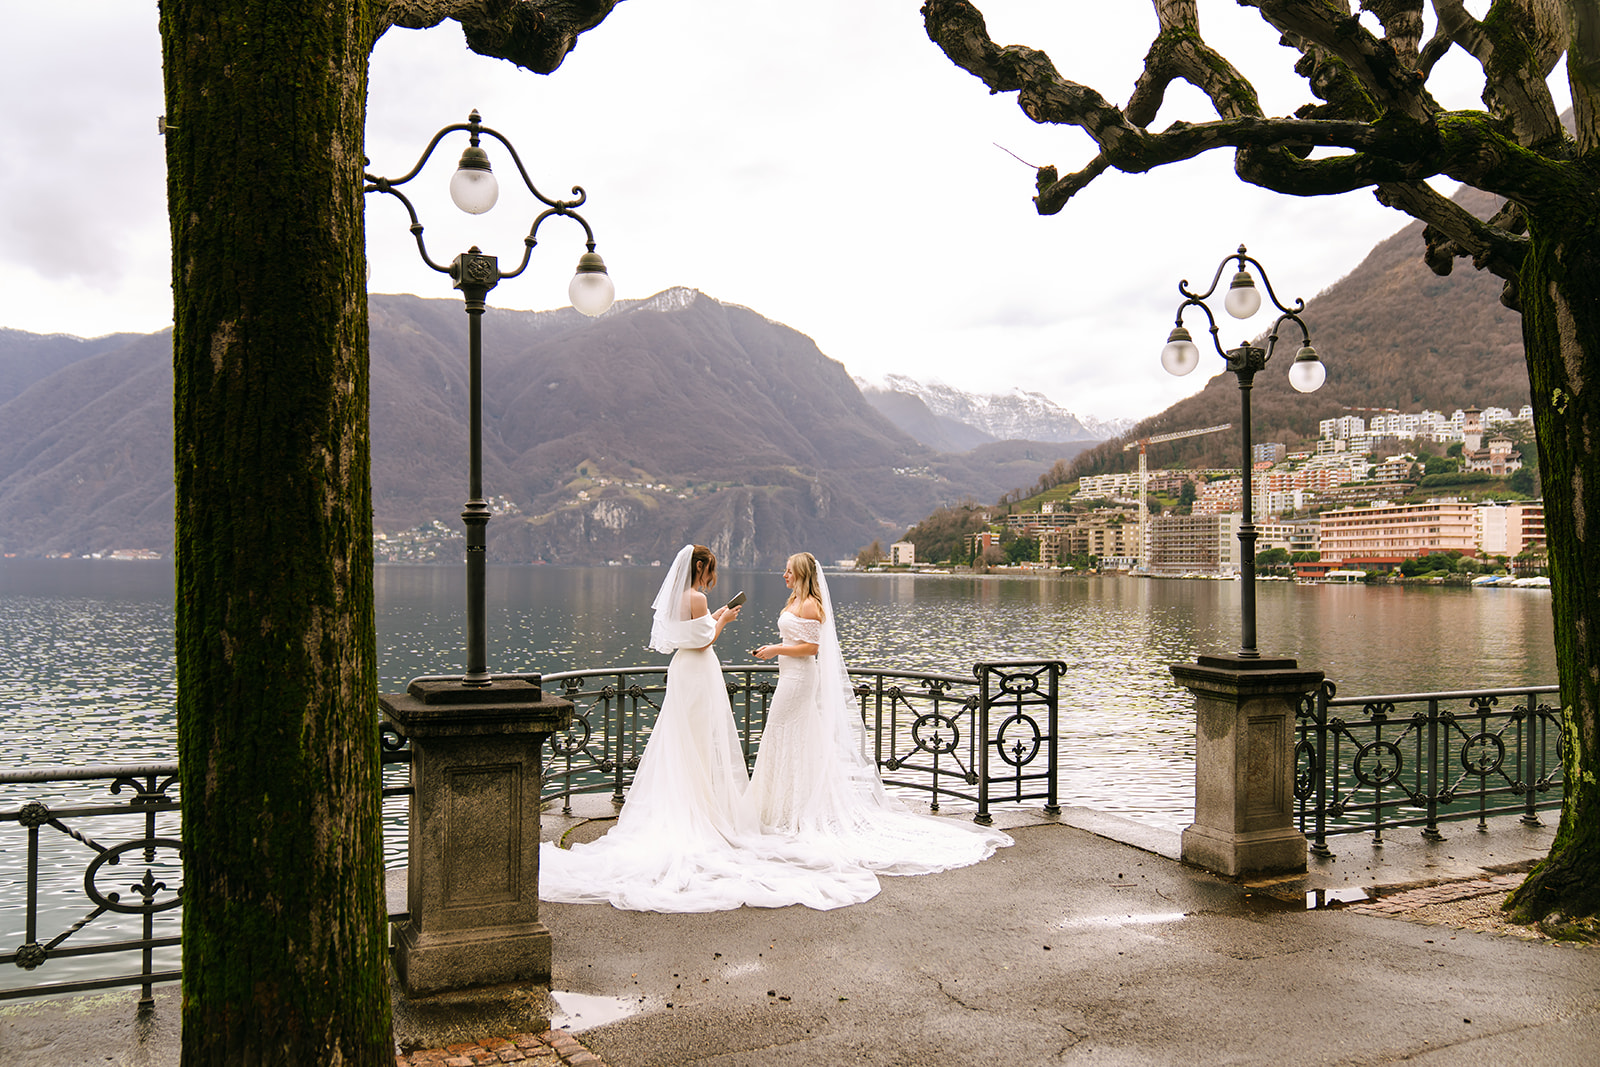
[365,112,617,996]
[1161,245,1325,662]
[1163,246,1328,880]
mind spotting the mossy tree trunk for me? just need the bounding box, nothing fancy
[161,1,389,1061]
[1507,209,1600,930]
[158,2,623,1059]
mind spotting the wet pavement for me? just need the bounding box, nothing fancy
[4,800,1595,1066]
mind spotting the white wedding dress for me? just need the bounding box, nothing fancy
[747,610,1013,874]
[539,545,1006,913]
[538,550,878,912]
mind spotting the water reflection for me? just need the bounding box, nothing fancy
[1,561,1558,820]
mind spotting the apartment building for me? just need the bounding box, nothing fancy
[1477,501,1545,557]
[1147,513,1243,576]
[1317,498,1479,564]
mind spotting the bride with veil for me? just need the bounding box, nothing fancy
[540,545,1008,913]
[750,552,1011,873]
[538,544,878,912]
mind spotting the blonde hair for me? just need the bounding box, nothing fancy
[784,552,825,621]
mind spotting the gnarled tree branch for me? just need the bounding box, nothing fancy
[381,0,623,74]
[923,0,1586,275]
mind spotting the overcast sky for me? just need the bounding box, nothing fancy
[0,1,1560,422]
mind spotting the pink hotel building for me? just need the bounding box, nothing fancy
[1317,498,1481,565]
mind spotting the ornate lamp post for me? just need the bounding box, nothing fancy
[1161,245,1327,879]
[365,109,615,687]
[364,111,614,999]
[1161,244,1325,660]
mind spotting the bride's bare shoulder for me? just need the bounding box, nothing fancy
[793,596,824,622]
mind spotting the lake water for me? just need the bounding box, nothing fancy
[2,558,1558,822]
[0,558,1558,996]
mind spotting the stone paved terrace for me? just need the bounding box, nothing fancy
[4,805,1595,1066]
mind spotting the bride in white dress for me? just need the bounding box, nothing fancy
[538,544,877,912]
[750,552,1011,874]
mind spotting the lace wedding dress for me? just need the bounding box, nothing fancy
[747,608,1012,874]
[538,547,879,913]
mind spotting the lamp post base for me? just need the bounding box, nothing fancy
[1170,654,1323,878]
[382,676,572,996]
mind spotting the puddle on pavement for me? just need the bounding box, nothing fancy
[1305,887,1372,908]
[549,990,662,1032]
[1242,886,1373,911]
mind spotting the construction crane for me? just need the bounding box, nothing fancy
[1122,424,1232,570]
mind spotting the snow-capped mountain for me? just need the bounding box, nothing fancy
[860,374,1133,444]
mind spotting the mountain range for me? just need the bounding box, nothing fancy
[0,176,1538,564]
[857,376,1132,452]
[0,289,1098,565]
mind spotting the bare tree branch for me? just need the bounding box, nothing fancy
[1432,0,1566,146]
[1568,0,1600,151]
[1247,0,1439,121]
[1372,178,1528,279]
[382,0,623,74]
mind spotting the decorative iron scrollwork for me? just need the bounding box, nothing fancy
[911,712,960,756]
[1294,739,1318,799]
[995,713,1042,767]
[84,838,184,914]
[1364,701,1395,723]
[549,716,593,757]
[379,723,408,752]
[1353,740,1403,787]
[1460,733,1505,776]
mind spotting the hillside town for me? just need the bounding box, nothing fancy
[922,404,1546,581]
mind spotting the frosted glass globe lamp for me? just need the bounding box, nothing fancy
[449,146,499,214]
[1224,268,1261,318]
[569,252,615,317]
[1161,326,1201,376]
[1289,345,1326,393]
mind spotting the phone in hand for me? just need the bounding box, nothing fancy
[725,590,746,610]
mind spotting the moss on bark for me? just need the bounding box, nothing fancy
[161,1,392,1060]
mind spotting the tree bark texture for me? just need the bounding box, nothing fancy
[159,2,624,1059]
[923,0,1599,929]
[1506,210,1600,931]
[161,2,390,1062]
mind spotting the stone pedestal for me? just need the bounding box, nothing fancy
[381,676,572,996]
[1170,654,1323,878]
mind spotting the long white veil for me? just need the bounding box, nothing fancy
[812,563,894,804]
[648,544,697,653]
[747,556,1013,875]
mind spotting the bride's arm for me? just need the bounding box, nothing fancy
[688,589,739,649]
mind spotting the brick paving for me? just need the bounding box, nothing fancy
[1346,871,1525,916]
[395,1029,608,1067]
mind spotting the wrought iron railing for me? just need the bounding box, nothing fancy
[542,661,1066,822]
[1295,682,1564,854]
[5,668,1559,1003]
[0,746,416,1003]
[0,764,182,1005]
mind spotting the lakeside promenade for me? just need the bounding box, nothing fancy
[4,801,1594,1066]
